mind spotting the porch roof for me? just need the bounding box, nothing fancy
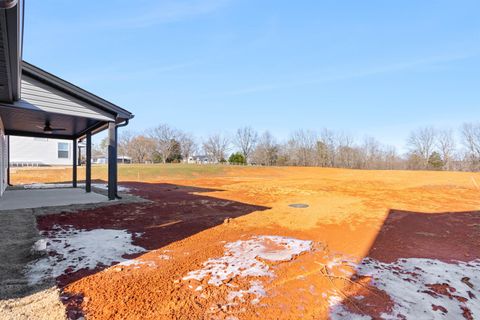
[0,62,133,140]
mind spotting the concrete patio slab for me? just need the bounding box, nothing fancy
[0,188,108,211]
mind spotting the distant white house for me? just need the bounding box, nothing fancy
[94,155,132,164]
[10,136,73,166]
[187,155,212,164]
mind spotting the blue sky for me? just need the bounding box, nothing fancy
[23,0,480,151]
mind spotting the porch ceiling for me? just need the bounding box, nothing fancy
[0,102,107,139]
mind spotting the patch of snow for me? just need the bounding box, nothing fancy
[328,295,343,307]
[329,294,372,319]
[362,258,480,319]
[91,183,130,192]
[330,257,480,320]
[26,227,145,285]
[117,260,141,267]
[330,303,372,320]
[118,254,169,268]
[227,280,267,305]
[326,256,357,277]
[32,239,48,252]
[183,235,312,286]
[183,235,312,307]
[117,259,156,269]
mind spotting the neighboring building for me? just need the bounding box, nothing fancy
[187,155,211,164]
[10,136,73,166]
[94,155,132,164]
[0,1,134,199]
[10,135,134,167]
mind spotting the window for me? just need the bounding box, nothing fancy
[58,142,69,159]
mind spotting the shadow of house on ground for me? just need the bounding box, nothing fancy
[334,209,480,319]
[368,210,480,263]
[34,182,270,288]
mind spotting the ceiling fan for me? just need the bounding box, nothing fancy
[36,121,66,134]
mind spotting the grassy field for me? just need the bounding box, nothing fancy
[12,163,248,184]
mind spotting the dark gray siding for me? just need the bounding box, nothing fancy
[21,75,115,121]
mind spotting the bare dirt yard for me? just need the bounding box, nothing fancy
[3,164,480,319]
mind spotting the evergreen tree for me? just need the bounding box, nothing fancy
[228,152,246,165]
[428,151,444,170]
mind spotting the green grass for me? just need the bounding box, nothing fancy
[91,163,231,181]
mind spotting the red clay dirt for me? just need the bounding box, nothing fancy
[22,166,480,319]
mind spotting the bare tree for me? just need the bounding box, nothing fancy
[436,129,456,171]
[252,131,279,166]
[335,132,357,168]
[407,127,437,169]
[203,133,230,163]
[461,122,480,171]
[288,129,318,166]
[118,130,134,158]
[234,126,258,163]
[360,136,382,169]
[128,135,156,163]
[383,145,402,170]
[93,136,109,159]
[85,122,480,171]
[317,129,336,167]
[149,124,180,164]
[179,132,197,162]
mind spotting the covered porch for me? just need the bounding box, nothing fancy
[0,62,134,200]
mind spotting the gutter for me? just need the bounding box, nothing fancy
[0,0,17,9]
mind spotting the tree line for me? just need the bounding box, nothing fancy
[94,123,480,171]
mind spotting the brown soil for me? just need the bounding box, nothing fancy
[14,166,480,319]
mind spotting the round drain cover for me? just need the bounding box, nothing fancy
[289,203,309,208]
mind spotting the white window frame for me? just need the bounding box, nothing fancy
[58,142,70,159]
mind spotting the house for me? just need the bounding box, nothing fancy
[10,136,133,167]
[187,155,211,164]
[94,155,132,164]
[0,1,134,199]
[10,136,74,166]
